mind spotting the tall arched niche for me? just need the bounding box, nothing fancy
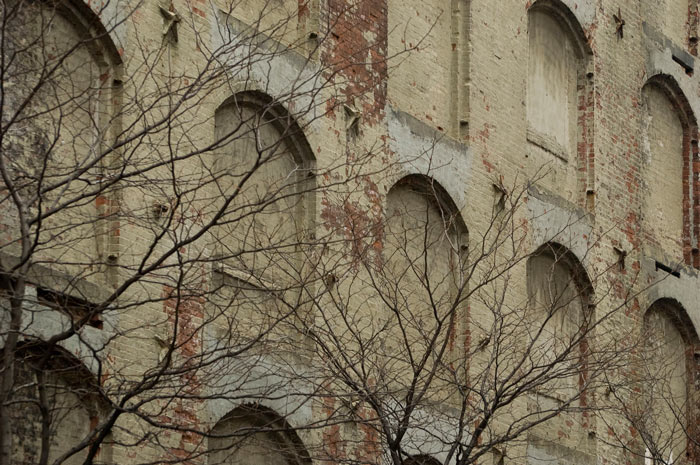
[385,175,468,311]
[8,344,111,465]
[6,0,123,270]
[526,242,594,401]
[641,76,697,266]
[384,175,468,383]
[208,404,311,465]
[642,299,699,464]
[212,91,316,279]
[16,0,122,167]
[526,1,593,207]
[525,243,596,464]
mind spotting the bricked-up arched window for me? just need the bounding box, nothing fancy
[525,244,595,465]
[13,0,122,136]
[213,92,316,280]
[208,405,311,465]
[386,175,468,286]
[8,344,110,465]
[6,0,123,267]
[526,1,594,207]
[384,175,468,379]
[641,77,698,267]
[526,243,593,403]
[642,300,699,465]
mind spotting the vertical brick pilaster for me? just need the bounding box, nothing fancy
[320,0,388,126]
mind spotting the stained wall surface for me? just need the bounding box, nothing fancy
[387,0,452,132]
[643,0,690,47]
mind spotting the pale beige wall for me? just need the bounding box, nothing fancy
[643,0,690,46]
[220,0,300,46]
[387,0,452,131]
[8,0,700,463]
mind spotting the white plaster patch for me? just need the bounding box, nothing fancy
[527,188,593,269]
[211,10,325,133]
[387,106,471,212]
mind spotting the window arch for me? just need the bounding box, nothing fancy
[213,91,316,278]
[7,0,123,269]
[526,1,593,206]
[525,243,595,464]
[8,343,110,465]
[640,76,698,266]
[383,175,468,377]
[386,175,468,238]
[15,0,122,163]
[385,174,468,297]
[526,242,594,401]
[642,299,699,464]
[208,405,311,465]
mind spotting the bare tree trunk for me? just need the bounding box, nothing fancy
[37,369,51,465]
[0,278,25,465]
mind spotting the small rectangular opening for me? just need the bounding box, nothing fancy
[672,54,693,76]
[586,189,595,211]
[37,287,102,329]
[0,273,15,296]
[655,260,680,278]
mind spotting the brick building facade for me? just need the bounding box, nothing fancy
[2,0,700,464]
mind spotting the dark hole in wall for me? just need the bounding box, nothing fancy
[655,260,681,278]
[672,54,694,76]
[37,287,102,329]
